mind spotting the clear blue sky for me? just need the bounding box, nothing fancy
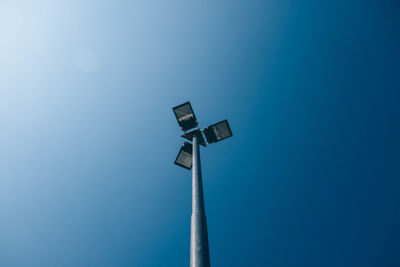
[1,0,399,266]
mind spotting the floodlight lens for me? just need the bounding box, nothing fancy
[173,102,198,131]
[213,120,231,140]
[203,120,233,144]
[174,142,193,169]
[177,151,191,168]
[175,104,193,121]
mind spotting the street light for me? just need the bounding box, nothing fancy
[172,101,233,267]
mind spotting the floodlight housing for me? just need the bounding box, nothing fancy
[174,142,193,170]
[203,119,233,144]
[173,102,198,132]
[182,128,206,147]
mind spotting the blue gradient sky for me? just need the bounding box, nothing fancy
[1,0,399,266]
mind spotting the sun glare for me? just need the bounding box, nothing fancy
[0,3,42,67]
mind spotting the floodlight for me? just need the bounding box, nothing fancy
[174,142,193,170]
[203,119,233,144]
[173,102,198,132]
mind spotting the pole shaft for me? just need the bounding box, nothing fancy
[190,135,210,267]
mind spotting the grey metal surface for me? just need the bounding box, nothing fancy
[182,128,207,147]
[190,135,210,267]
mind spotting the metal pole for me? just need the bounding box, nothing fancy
[190,135,210,267]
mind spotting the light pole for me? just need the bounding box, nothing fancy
[190,134,210,267]
[173,102,233,267]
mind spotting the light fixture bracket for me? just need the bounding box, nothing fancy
[181,128,206,147]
